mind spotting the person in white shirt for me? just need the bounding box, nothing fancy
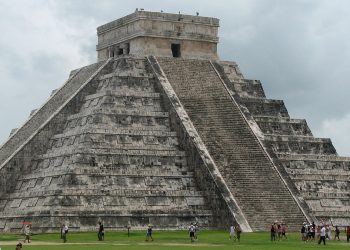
[188,223,196,242]
[62,224,68,243]
[318,225,326,245]
[229,225,236,241]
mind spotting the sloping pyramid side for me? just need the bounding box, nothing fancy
[0,57,240,232]
[214,61,350,227]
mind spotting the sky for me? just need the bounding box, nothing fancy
[0,0,349,156]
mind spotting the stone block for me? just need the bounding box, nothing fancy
[186,197,205,206]
[10,199,22,208]
[146,197,170,206]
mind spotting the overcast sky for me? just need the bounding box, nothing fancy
[0,0,349,156]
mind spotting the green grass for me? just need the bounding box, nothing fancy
[0,230,348,250]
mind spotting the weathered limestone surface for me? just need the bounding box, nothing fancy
[0,62,108,203]
[96,10,219,61]
[0,62,105,167]
[157,57,307,231]
[147,56,251,232]
[215,61,350,226]
[0,57,219,232]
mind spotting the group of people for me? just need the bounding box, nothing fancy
[14,220,350,247]
[270,222,287,241]
[301,222,350,245]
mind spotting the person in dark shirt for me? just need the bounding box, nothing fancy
[334,226,340,240]
[270,224,276,241]
[98,221,104,241]
[145,225,153,241]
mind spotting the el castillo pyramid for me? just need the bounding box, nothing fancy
[0,11,349,232]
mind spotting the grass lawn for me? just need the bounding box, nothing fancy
[0,230,348,250]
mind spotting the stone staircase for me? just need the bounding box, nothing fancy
[0,57,215,232]
[215,61,350,226]
[157,57,307,231]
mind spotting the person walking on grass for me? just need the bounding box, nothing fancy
[229,224,236,242]
[23,224,31,243]
[281,223,287,239]
[334,226,340,241]
[98,221,104,241]
[60,224,64,239]
[236,224,242,243]
[346,226,350,242]
[145,225,153,242]
[277,223,282,241]
[62,224,68,243]
[301,222,308,242]
[326,225,332,240]
[318,225,326,245]
[270,223,276,242]
[189,223,196,242]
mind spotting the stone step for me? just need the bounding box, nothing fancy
[3,187,208,200]
[98,71,153,80]
[158,57,307,231]
[287,172,350,181]
[85,90,160,100]
[64,116,170,132]
[256,118,312,136]
[263,136,336,155]
[41,147,187,158]
[277,153,350,162]
[52,127,176,139]
[238,97,290,118]
[16,164,192,180]
[97,77,155,92]
[67,109,169,121]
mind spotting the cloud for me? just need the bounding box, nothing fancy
[0,0,349,156]
[0,0,96,142]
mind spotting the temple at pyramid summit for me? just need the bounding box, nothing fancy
[0,10,349,232]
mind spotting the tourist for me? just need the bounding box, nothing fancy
[270,223,276,242]
[236,224,242,243]
[316,225,321,241]
[281,223,287,239]
[326,225,332,240]
[189,223,196,242]
[229,224,236,242]
[277,223,282,240]
[346,226,350,242]
[312,222,316,240]
[194,222,199,240]
[308,223,314,241]
[60,224,64,239]
[98,221,104,241]
[15,242,22,250]
[334,226,340,240]
[145,225,153,241]
[318,225,326,245]
[62,224,68,243]
[301,222,308,242]
[23,224,31,243]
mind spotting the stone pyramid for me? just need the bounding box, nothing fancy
[0,11,349,232]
